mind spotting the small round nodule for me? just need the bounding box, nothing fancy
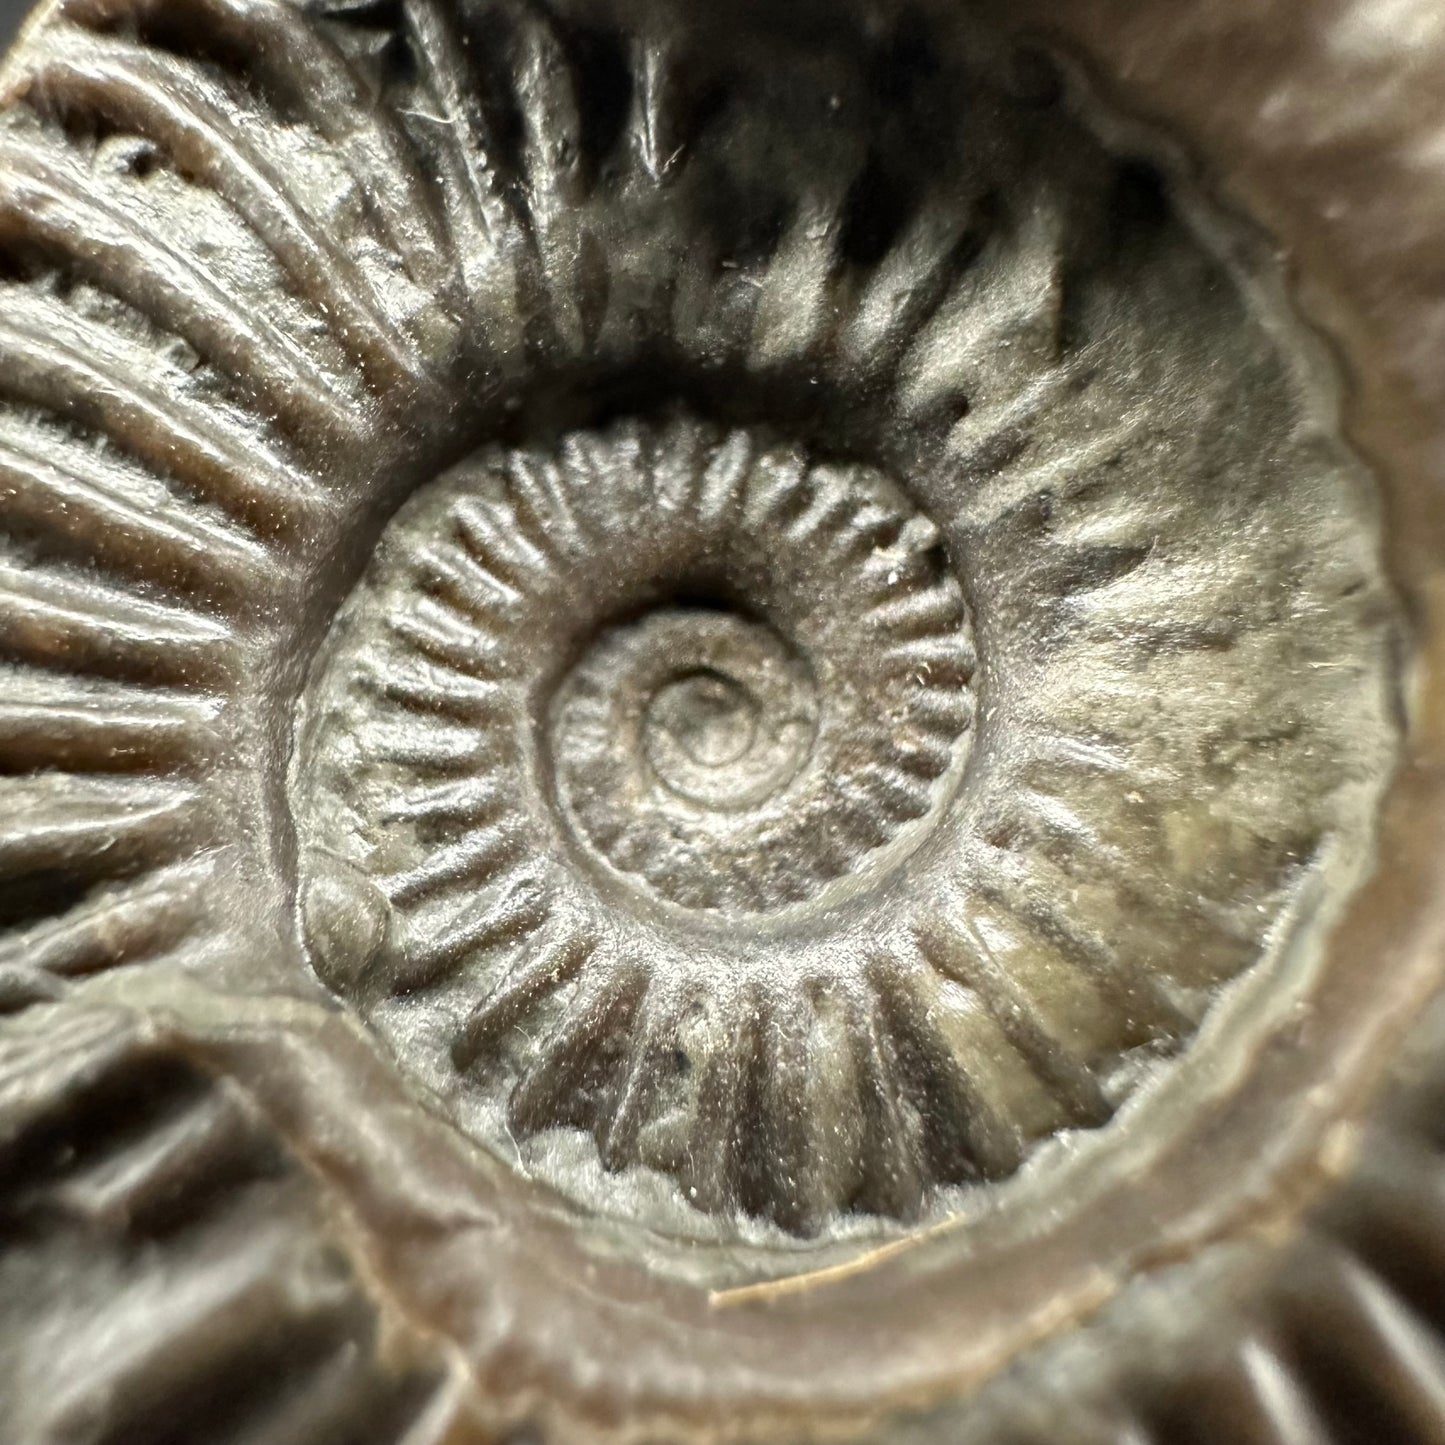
[298,852,395,999]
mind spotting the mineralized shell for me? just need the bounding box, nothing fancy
[0,1,1442,1442]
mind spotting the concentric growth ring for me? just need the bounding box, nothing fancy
[294,416,981,1231]
[545,426,974,913]
[300,416,973,913]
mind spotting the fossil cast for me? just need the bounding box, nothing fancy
[0,0,1436,1442]
[266,0,1393,1239]
[295,373,1379,1237]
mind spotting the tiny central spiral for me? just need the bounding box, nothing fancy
[649,671,757,769]
[625,610,815,812]
[555,608,822,897]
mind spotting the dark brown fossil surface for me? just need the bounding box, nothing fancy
[0,0,1440,1441]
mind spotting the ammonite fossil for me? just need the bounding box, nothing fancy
[0,0,1443,1440]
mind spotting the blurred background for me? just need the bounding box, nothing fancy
[1,0,33,55]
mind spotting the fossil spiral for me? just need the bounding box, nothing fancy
[0,0,1438,1440]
